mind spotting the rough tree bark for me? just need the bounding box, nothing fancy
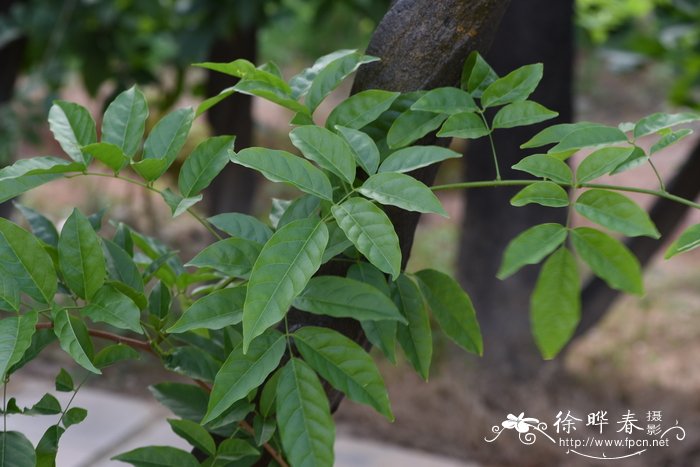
[205,27,259,215]
[284,0,511,412]
[457,0,574,378]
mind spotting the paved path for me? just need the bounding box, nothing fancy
[5,377,477,466]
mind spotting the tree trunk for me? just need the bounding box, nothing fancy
[205,27,258,215]
[0,0,26,219]
[457,0,574,378]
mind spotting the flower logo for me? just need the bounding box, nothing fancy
[502,412,540,433]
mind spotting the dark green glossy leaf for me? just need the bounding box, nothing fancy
[35,425,63,467]
[511,154,572,184]
[82,142,128,173]
[510,181,569,207]
[460,51,498,96]
[437,111,490,139]
[290,126,356,183]
[378,146,461,174]
[334,126,380,175]
[610,146,647,175]
[131,158,168,182]
[103,239,144,294]
[101,86,148,158]
[531,247,580,359]
[497,223,568,279]
[359,172,446,216]
[276,358,334,467]
[160,189,202,218]
[332,197,401,279]
[387,110,447,149]
[179,136,235,198]
[305,52,378,111]
[55,368,73,392]
[207,213,272,244]
[289,50,356,98]
[82,284,142,333]
[415,269,482,355]
[25,393,61,415]
[232,148,333,201]
[58,209,105,299]
[574,189,660,238]
[549,125,628,153]
[203,330,285,424]
[168,287,245,333]
[520,121,599,149]
[0,312,37,381]
[48,100,96,164]
[148,282,171,319]
[392,275,432,381]
[411,87,478,114]
[165,346,221,383]
[278,194,321,228]
[168,419,216,456]
[141,107,195,177]
[481,63,543,108]
[575,146,634,183]
[14,203,59,248]
[63,407,87,428]
[243,218,328,352]
[294,276,405,322]
[294,326,393,420]
[53,309,100,374]
[570,227,643,295]
[149,383,209,422]
[186,238,261,279]
[112,446,199,467]
[0,431,36,467]
[326,90,399,130]
[492,101,558,129]
[94,344,139,369]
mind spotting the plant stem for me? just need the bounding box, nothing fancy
[71,172,222,240]
[35,322,153,354]
[478,111,501,180]
[648,159,666,192]
[58,375,88,427]
[431,179,700,210]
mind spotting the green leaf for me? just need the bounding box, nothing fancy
[0,218,57,303]
[82,142,128,173]
[633,112,700,139]
[149,383,209,422]
[437,112,490,139]
[549,125,628,153]
[387,110,447,149]
[101,86,148,158]
[278,195,321,228]
[112,446,199,467]
[570,227,643,295]
[259,369,281,418]
[0,312,37,381]
[232,148,333,201]
[358,173,447,216]
[294,276,405,322]
[332,197,401,279]
[53,308,100,374]
[14,203,59,248]
[378,146,461,174]
[62,407,87,428]
[0,431,36,467]
[497,223,568,279]
[0,157,84,182]
[142,107,195,176]
[651,128,692,154]
[411,87,478,114]
[575,146,634,183]
[392,275,432,381]
[492,101,558,129]
[610,146,647,175]
[460,51,498,96]
[574,189,660,238]
[168,287,245,333]
[510,181,569,207]
[35,425,63,467]
[179,136,235,197]
[195,88,235,117]
[276,358,335,467]
[103,239,144,294]
[520,121,599,149]
[233,80,308,115]
[7,329,55,375]
[211,439,259,465]
[55,368,73,392]
[207,213,272,244]
[24,393,61,415]
[334,126,380,175]
[290,126,356,183]
[164,346,220,383]
[186,238,261,279]
[321,221,353,263]
[294,326,393,420]
[48,100,97,164]
[347,263,397,363]
[326,90,399,130]
[415,269,482,355]
[531,247,580,359]
[289,50,356,98]
[58,209,105,299]
[511,154,573,184]
[168,419,216,456]
[131,159,168,182]
[94,344,139,369]
[160,189,202,218]
[0,273,19,312]
[148,282,170,319]
[243,218,328,352]
[82,284,142,333]
[481,63,543,108]
[254,416,276,447]
[203,330,285,424]
[193,59,258,78]
[665,223,700,259]
[305,52,379,111]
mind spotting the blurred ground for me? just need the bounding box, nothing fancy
[8,55,700,466]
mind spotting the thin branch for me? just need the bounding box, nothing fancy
[36,322,154,354]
